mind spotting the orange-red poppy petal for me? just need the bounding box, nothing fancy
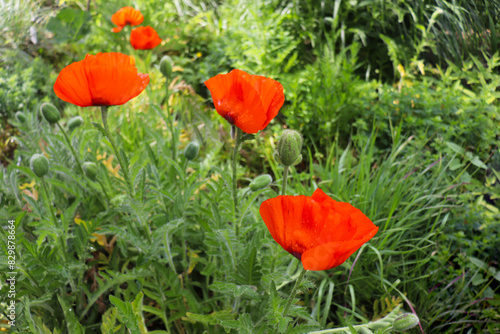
[301,224,379,270]
[260,188,379,271]
[111,7,144,32]
[130,26,162,50]
[53,60,93,107]
[54,52,149,107]
[204,69,284,134]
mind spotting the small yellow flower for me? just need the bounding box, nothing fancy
[19,180,36,190]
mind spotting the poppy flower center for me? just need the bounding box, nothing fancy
[91,97,111,106]
[224,113,236,124]
[290,251,302,260]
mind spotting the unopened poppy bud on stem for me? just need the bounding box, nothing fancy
[276,130,303,166]
[82,162,98,181]
[68,116,84,132]
[40,103,61,124]
[250,174,273,191]
[392,313,420,331]
[160,56,173,79]
[184,141,199,160]
[30,154,49,178]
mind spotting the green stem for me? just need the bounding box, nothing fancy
[282,166,289,196]
[41,177,57,225]
[165,84,177,160]
[282,267,307,318]
[56,122,83,174]
[96,178,111,207]
[100,106,134,197]
[231,126,243,237]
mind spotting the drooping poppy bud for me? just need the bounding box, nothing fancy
[184,141,200,160]
[68,116,84,132]
[250,174,273,191]
[276,130,303,166]
[30,154,49,178]
[82,162,98,181]
[392,313,420,331]
[160,56,173,79]
[40,103,61,124]
[15,111,26,123]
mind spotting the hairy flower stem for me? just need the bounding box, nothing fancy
[41,178,57,224]
[100,106,134,197]
[56,122,83,174]
[96,179,111,207]
[231,126,243,237]
[282,166,289,196]
[282,267,307,318]
[165,85,177,160]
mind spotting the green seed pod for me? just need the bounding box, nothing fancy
[184,141,200,160]
[392,313,419,331]
[160,56,173,79]
[249,174,273,191]
[40,102,61,124]
[68,116,84,132]
[30,154,49,178]
[15,111,26,123]
[276,130,303,166]
[82,162,98,181]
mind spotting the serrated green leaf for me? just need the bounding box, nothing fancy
[109,292,148,334]
[101,308,118,334]
[92,122,106,136]
[186,309,235,325]
[57,295,85,334]
[220,313,254,334]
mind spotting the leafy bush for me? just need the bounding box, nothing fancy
[0,57,57,118]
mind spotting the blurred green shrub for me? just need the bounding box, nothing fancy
[46,8,92,43]
[0,57,57,118]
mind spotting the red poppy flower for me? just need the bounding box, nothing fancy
[130,26,162,50]
[111,7,144,33]
[259,189,379,271]
[204,69,284,134]
[53,52,150,107]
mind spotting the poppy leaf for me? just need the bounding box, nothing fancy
[91,122,106,136]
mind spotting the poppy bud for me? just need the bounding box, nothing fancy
[276,130,303,166]
[40,103,61,124]
[249,174,273,191]
[184,141,200,160]
[160,56,173,79]
[392,313,419,331]
[15,111,26,123]
[68,116,84,132]
[82,162,98,181]
[30,154,49,178]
